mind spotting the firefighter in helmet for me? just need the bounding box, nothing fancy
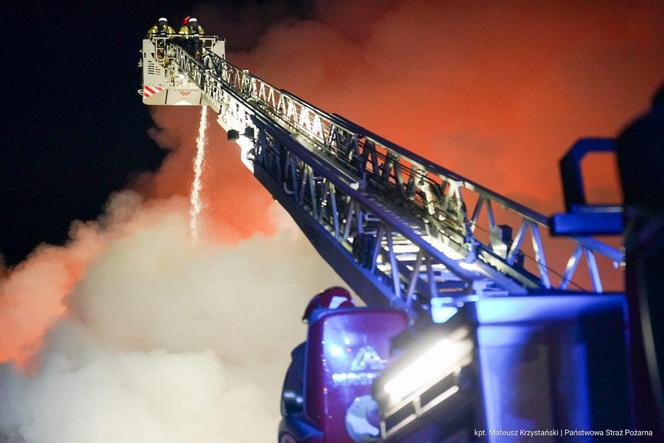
[147,17,176,38]
[179,17,205,35]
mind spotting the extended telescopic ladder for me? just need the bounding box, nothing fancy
[143,34,623,320]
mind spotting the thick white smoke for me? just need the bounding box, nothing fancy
[0,194,343,442]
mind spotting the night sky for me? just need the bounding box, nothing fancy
[1,1,306,266]
[3,2,163,265]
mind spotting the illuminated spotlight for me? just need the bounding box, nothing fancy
[236,134,255,172]
[224,127,256,172]
[374,296,632,441]
[372,321,475,440]
[382,333,472,406]
[329,344,344,358]
[430,297,459,324]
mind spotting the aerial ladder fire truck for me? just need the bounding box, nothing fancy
[140,27,638,442]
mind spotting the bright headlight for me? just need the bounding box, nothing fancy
[383,337,473,404]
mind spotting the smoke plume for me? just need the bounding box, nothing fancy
[0,196,342,442]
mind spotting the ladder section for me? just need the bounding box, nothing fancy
[161,37,623,314]
[249,114,518,315]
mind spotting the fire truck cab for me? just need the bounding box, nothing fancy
[279,308,408,443]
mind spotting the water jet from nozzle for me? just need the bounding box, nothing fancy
[190,105,208,245]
